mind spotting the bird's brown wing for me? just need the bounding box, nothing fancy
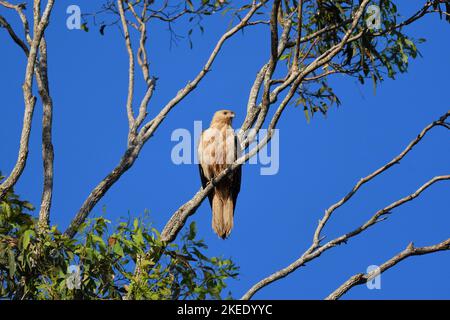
[198,164,214,207]
[230,134,242,206]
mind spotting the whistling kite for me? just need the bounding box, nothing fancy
[198,110,242,239]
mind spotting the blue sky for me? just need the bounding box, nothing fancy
[1,1,449,299]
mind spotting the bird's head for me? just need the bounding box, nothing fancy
[211,109,236,126]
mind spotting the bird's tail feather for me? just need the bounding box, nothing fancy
[212,193,234,239]
[212,195,224,237]
[222,197,234,238]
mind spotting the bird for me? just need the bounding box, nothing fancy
[198,109,242,239]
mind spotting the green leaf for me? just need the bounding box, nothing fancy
[2,202,12,217]
[8,249,16,279]
[303,106,310,124]
[133,229,144,247]
[113,242,124,257]
[358,74,365,84]
[22,202,35,211]
[91,234,105,247]
[404,38,415,48]
[401,52,408,64]
[22,229,35,250]
[81,23,89,32]
[193,247,208,261]
[188,222,197,240]
[371,73,377,95]
[279,53,291,61]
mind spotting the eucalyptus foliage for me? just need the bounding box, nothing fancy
[0,174,238,300]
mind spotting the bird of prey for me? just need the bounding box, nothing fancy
[198,110,242,239]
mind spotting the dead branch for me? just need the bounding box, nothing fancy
[241,111,449,299]
[326,238,450,300]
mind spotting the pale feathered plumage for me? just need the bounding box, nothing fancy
[198,110,241,239]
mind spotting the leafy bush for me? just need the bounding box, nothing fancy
[0,177,238,300]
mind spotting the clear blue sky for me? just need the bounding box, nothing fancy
[1,1,449,299]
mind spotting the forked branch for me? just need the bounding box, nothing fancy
[241,111,449,299]
[0,0,55,200]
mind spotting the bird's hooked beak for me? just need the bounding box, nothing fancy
[230,112,236,118]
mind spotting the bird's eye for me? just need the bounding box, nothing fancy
[224,111,227,114]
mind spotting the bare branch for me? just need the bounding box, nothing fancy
[117,0,136,131]
[241,110,449,300]
[310,111,450,249]
[326,238,450,300]
[283,17,350,51]
[292,0,303,69]
[241,7,294,144]
[138,2,264,143]
[64,144,144,238]
[303,69,339,81]
[0,1,31,44]
[36,37,54,232]
[0,15,28,54]
[1,2,54,230]
[242,173,450,300]
[0,0,55,199]
[130,1,155,133]
[0,0,16,9]
[246,19,270,26]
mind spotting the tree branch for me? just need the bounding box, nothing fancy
[241,110,449,300]
[0,0,55,199]
[242,174,450,300]
[326,238,450,300]
[138,1,264,143]
[0,1,31,44]
[292,0,303,69]
[310,111,450,249]
[117,0,136,131]
[36,36,54,232]
[1,2,56,230]
[240,12,293,139]
[0,14,28,54]
[1,2,55,230]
